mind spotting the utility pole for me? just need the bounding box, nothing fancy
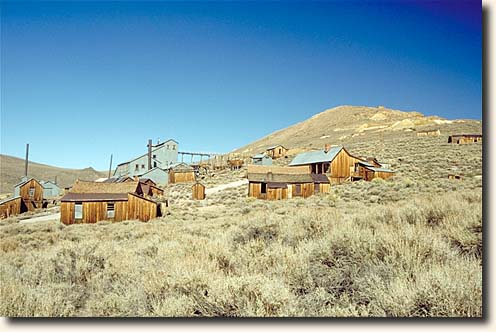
[24,143,29,178]
[108,154,113,179]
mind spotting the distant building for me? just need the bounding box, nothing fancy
[448,134,482,144]
[266,145,288,159]
[417,129,441,137]
[252,153,273,166]
[13,177,44,211]
[113,139,179,179]
[168,162,196,184]
[40,180,62,198]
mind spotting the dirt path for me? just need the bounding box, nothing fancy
[205,179,248,195]
[19,212,60,224]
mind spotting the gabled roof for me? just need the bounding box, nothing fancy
[140,167,168,177]
[266,145,287,151]
[61,193,129,202]
[364,166,395,173]
[288,146,344,166]
[40,180,61,188]
[116,139,178,166]
[252,153,269,159]
[14,177,39,188]
[169,162,194,172]
[0,196,22,205]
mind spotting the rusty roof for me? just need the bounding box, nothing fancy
[61,193,129,202]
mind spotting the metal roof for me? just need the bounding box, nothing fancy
[288,146,343,166]
[252,154,267,159]
[364,166,395,173]
[310,174,331,183]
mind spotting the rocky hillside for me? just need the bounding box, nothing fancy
[0,155,106,195]
[234,105,482,156]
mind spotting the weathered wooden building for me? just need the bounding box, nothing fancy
[60,180,160,225]
[192,182,206,200]
[247,165,329,200]
[168,163,196,184]
[13,177,44,211]
[252,153,273,166]
[0,197,22,219]
[448,134,482,144]
[353,161,395,181]
[266,145,288,159]
[228,159,244,170]
[289,144,363,183]
[417,129,441,137]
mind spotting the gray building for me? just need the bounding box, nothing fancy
[40,180,62,198]
[113,138,179,185]
[252,153,273,166]
[139,167,169,185]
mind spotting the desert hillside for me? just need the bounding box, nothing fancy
[234,105,482,156]
[0,155,106,194]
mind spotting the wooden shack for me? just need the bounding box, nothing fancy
[136,181,164,198]
[448,174,463,180]
[169,163,196,184]
[60,180,160,225]
[353,161,395,181]
[0,197,22,219]
[228,159,244,170]
[266,145,288,159]
[417,129,441,137]
[192,183,206,200]
[289,144,363,184]
[247,165,328,200]
[13,178,44,212]
[448,134,482,144]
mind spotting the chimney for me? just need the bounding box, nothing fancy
[147,139,152,170]
[24,143,29,177]
[324,143,331,153]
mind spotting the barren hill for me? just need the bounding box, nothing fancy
[0,154,106,194]
[234,105,482,156]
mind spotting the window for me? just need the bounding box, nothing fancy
[141,164,145,169]
[153,154,156,159]
[167,145,170,150]
[135,164,139,171]
[295,184,301,195]
[314,183,320,193]
[29,187,35,198]
[107,202,115,219]
[75,203,83,220]
[323,163,330,173]
[154,162,157,167]
[261,183,267,194]
[173,145,176,150]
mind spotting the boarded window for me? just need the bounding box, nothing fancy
[261,183,267,194]
[107,202,115,219]
[314,183,320,193]
[142,164,145,169]
[153,154,156,158]
[75,203,83,219]
[295,184,301,195]
[29,187,35,198]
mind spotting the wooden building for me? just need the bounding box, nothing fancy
[192,183,206,200]
[169,163,196,184]
[448,134,482,144]
[353,161,395,181]
[247,165,329,200]
[13,178,44,212]
[228,159,244,170]
[266,145,288,159]
[136,181,164,198]
[417,129,441,137]
[60,180,160,225]
[0,197,22,219]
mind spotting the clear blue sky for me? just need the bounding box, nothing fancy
[1,1,481,170]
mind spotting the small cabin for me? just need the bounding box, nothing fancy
[353,161,395,181]
[192,183,206,200]
[60,180,160,225]
[448,134,482,144]
[247,165,329,200]
[417,129,441,137]
[169,163,196,184]
[0,197,22,219]
[228,159,244,170]
[252,154,273,166]
[266,145,288,159]
[13,178,44,212]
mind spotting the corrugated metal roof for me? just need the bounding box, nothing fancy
[289,146,343,166]
[252,154,266,159]
[61,193,129,202]
[364,166,395,173]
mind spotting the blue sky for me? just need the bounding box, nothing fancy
[1,1,481,170]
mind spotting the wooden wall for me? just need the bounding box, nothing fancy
[60,200,128,225]
[267,147,287,159]
[0,197,22,219]
[127,194,157,221]
[192,183,205,200]
[19,179,44,210]
[314,183,330,194]
[288,183,314,198]
[329,149,362,182]
[169,171,196,184]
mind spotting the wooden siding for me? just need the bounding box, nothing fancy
[127,194,157,222]
[169,171,195,184]
[192,183,206,200]
[288,183,314,198]
[448,136,482,144]
[267,146,288,159]
[19,179,44,210]
[328,149,362,182]
[0,197,22,219]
